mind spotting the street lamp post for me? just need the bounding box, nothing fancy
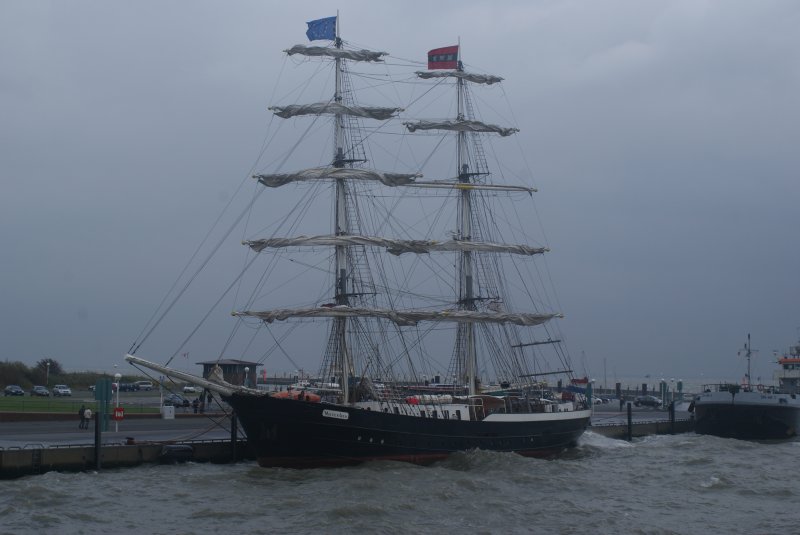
[46,360,50,387]
[244,367,249,387]
[114,372,121,433]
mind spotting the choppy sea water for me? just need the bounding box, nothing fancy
[1,432,797,535]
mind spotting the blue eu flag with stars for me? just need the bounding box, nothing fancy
[306,16,336,41]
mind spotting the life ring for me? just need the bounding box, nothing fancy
[757,384,764,392]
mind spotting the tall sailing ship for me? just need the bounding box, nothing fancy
[126,16,591,468]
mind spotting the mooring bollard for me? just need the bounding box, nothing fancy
[669,400,675,434]
[627,402,633,441]
[230,412,238,462]
[94,410,101,470]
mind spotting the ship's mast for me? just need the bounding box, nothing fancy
[454,46,478,396]
[745,333,752,390]
[332,22,352,403]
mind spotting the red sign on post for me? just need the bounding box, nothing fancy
[112,407,125,421]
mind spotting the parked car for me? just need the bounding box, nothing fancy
[30,385,50,397]
[164,393,190,407]
[135,381,154,391]
[183,385,197,394]
[4,385,25,396]
[634,395,663,407]
[52,384,72,396]
[119,383,139,392]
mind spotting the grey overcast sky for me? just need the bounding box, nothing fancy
[1,1,799,384]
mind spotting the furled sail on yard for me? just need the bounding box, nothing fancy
[270,102,402,120]
[285,44,387,62]
[404,119,519,137]
[234,307,560,327]
[254,167,420,188]
[415,70,503,85]
[244,235,548,256]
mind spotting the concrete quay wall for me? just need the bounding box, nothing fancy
[0,439,252,480]
[591,418,695,439]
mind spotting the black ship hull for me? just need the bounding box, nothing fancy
[694,400,800,440]
[226,394,591,468]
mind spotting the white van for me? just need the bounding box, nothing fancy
[135,381,154,391]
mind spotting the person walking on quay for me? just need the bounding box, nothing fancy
[83,407,92,429]
[78,405,86,429]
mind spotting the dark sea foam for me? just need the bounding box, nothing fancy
[2,432,798,534]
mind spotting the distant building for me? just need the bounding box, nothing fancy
[196,359,261,387]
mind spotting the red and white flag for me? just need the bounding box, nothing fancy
[427,45,458,69]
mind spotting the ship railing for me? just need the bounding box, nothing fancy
[700,383,779,395]
[501,395,557,414]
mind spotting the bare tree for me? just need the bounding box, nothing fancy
[35,358,64,375]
